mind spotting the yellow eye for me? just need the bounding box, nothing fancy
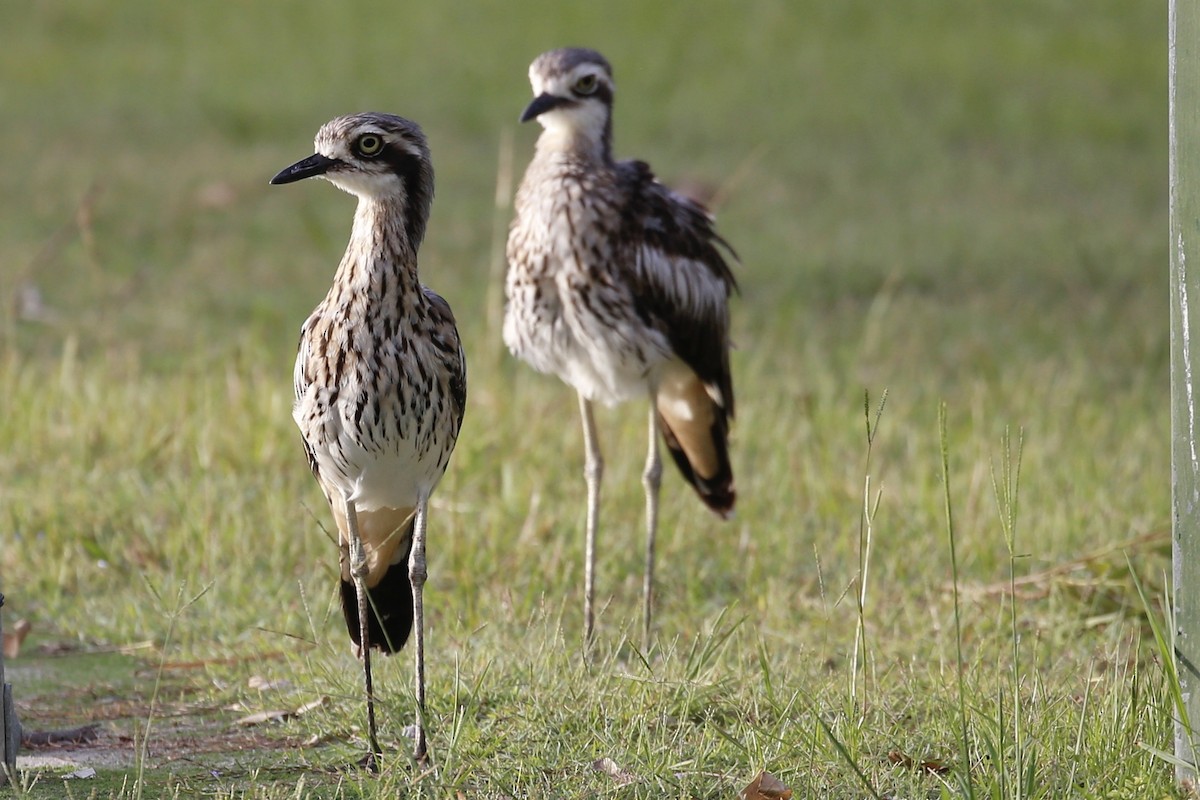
[355,134,384,157]
[573,73,599,96]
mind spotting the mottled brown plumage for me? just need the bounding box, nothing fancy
[504,48,738,647]
[272,112,465,767]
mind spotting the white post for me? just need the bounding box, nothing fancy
[1171,0,1200,785]
[0,594,11,786]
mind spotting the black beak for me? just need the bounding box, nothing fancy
[520,93,571,123]
[270,153,339,185]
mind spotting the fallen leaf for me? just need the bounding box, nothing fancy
[64,768,97,780]
[592,756,637,785]
[887,750,951,775]
[248,675,292,692]
[235,710,290,726]
[740,770,792,800]
[295,696,329,715]
[3,619,32,659]
[302,733,335,747]
[235,696,327,727]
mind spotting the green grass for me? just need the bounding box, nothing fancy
[0,0,1175,796]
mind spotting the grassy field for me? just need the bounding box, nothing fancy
[0,0,1174,797]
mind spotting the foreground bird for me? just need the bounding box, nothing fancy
[271,113,466,767]
[505,48,738,648]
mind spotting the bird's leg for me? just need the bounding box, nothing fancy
[642,407,663,651]
[409,493,430,764]
[342,492,382,771]
[578,394,603,650]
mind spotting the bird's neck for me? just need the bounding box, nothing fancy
[333,197,422,303]
[534,118,613,165]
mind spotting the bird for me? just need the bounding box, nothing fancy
[270,112,466,768]
[504,48,738,649]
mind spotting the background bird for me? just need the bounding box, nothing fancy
[504,48,738,648]
[271,112,466,767]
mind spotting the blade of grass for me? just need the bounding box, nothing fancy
[940,403,975,800]
[851,389,887,719]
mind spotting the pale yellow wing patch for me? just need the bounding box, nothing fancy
[655,361,721,480]
[330,504,416,587]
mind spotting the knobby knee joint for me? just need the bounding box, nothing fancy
[584,454,604,484]
[347,543,369,581]
[643,458,663,489]
[409,559,428,587]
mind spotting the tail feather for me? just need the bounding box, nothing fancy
[340,518,415,655]
[655,363,736,517]
[658,410,735,517]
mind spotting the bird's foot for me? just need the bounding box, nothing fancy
[357,749,382,774]
[325,748,382,775]
[403,724,432,767]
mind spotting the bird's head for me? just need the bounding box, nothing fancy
[520,48,614,153]
[271,112,435,244]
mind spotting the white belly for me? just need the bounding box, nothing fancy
[294,385,454,511]
[504,279,671,406]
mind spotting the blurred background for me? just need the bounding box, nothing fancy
[0,0,1164,373]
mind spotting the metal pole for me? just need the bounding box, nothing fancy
[0,594,10,786]
[1171,0,1200,785]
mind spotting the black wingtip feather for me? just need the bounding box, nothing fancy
[340,544,415,655]
[658,412,736,518]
